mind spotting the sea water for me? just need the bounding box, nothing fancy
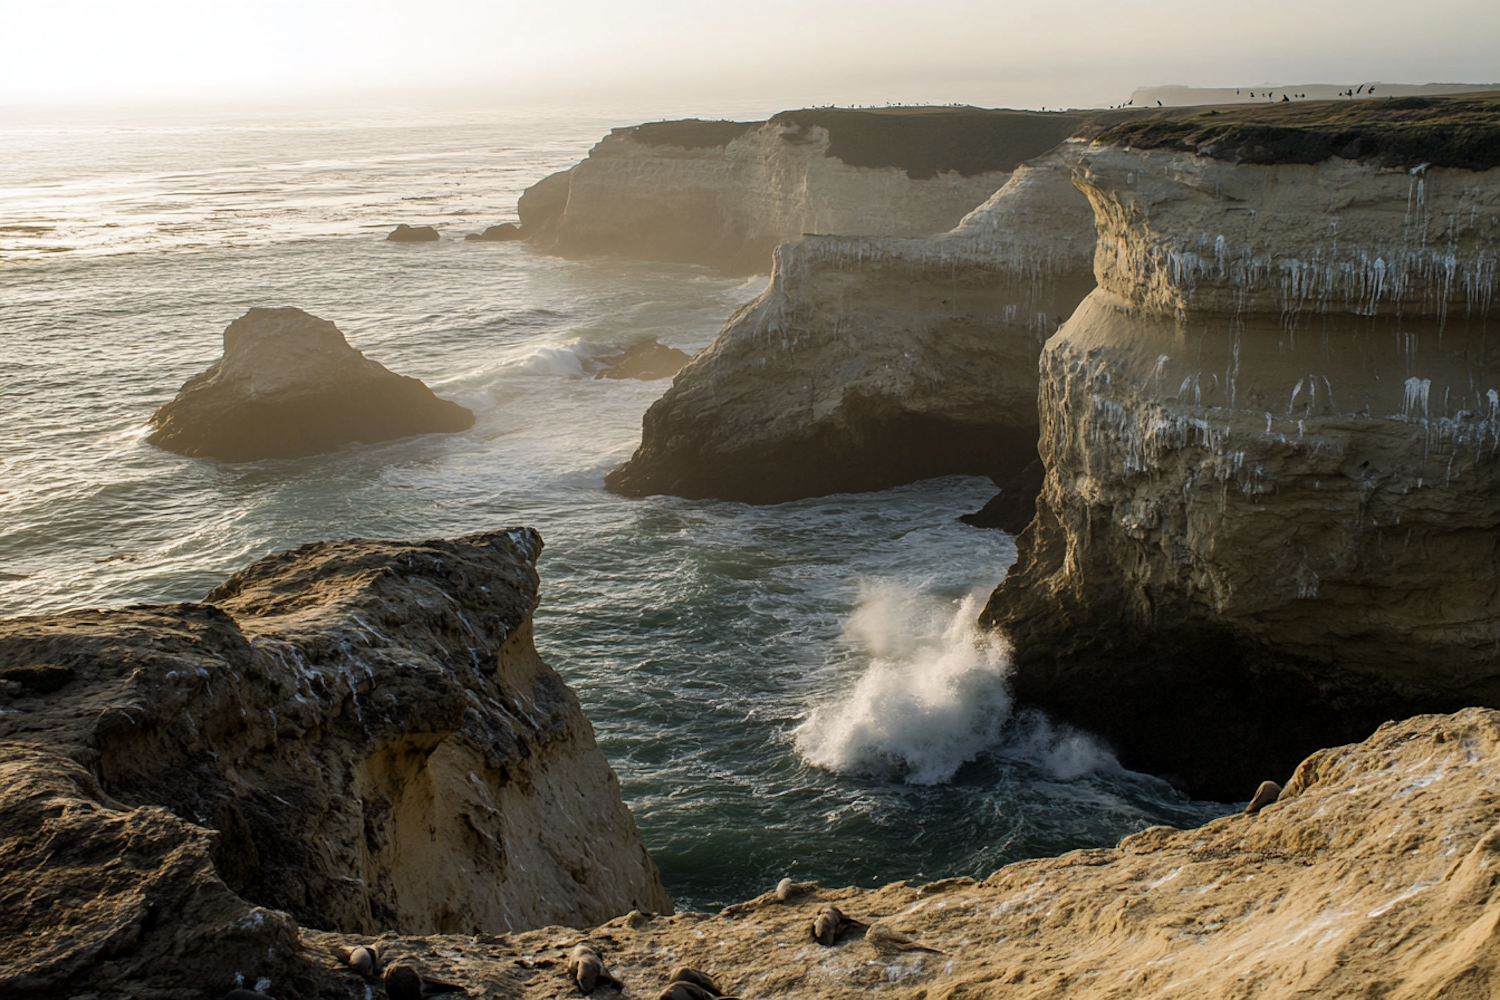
[0,101,1227,912]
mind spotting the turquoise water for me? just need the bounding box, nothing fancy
[0,103,1228,912]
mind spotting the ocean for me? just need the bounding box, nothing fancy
[0,101,1228,912]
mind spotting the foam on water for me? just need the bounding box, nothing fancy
[797,584,1120,786]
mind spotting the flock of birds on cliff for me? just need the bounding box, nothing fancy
[1105,84,1379,109]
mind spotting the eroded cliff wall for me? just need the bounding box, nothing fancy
[520,107,1090,274]
[0,530,669,998]
[605,150,1098,503]
[982,113,1500,797]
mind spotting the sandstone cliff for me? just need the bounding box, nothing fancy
[266,709,1500,999]
[0,530,670,999]
[982,95,1500,799]
[605,150,1097,502]
[148,307,474,462]
[519,107,1091,274]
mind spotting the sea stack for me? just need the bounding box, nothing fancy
[981,95,1500,798]
[147,307,475,461]
[605,149,1098,503]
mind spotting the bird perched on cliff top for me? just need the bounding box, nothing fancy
[567,943,624,994]
[864,921,945,955]
[811,904,866,946]
[382,961,467,1000]
[335,943,381,977]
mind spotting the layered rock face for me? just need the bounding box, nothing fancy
[0,530,670,998]
[520,108,1090,274]
[289,709,1500,999]
[606,151,1098,503]
[148,307,474,462]
[982,135,1500,797]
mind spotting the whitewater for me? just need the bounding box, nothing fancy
[0,101,1227,910]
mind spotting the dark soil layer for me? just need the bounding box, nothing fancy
[768,106,1091,178]
[1095,93,1500,170]
[619,119,762,149]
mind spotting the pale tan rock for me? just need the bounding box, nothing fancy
[520,108,1092,274]
[296,709,1500,1000]
[982,142,1500,797]
[605,150,1098,503]
[0,530,670,997]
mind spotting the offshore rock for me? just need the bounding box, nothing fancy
[466,223,525,242]
[519,107,1092,274]
[981,102,1500,798]
[386,224,440,242]
[0,530,671,999]
[147,307,475,462]
[606,150,1097,503]
[288,710,1500,999]
[594,340,693,381]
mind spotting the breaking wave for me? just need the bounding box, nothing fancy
[794,581,1119,785]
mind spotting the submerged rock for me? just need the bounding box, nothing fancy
[466,223,525,242]
[387,224,440,242]
[605,150,1096,504]
[147,306,474,462]
[288,709,1500,999]
[0,529,671,998]
[594,340,692,381]
[981,97,1500,797]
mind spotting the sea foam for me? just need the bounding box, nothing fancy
[795,581,1117,785]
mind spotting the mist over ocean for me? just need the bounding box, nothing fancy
[0,103,1228,911]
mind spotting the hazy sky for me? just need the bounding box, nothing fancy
[5,0,1498,115]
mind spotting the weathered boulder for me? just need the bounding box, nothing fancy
[520,107,1094,274]
[0,529,671,999]
[386,224,439,242]
[466,223,525,242]
[605,150,1098,503]
[594,340,692,381]
[147,307,475,462]
[287,709,1500,1000]
[981,96,1500,798]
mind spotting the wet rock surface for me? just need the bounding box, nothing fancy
[982,131,1500,797]
[466,223,525,242]
[147,307,475,462]
[386,224,440,242]
[594,340,693,381]
[0,530,670,998]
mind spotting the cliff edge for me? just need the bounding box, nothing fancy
[519,107,1091,274]
[0,530,670,999]
[982,95,1500,798]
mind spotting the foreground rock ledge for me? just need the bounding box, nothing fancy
[264,709,1500,999]
[148,307,475,462]
[0,530,670,999]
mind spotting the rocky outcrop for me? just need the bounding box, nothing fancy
[0,530,670,998]
[981,98,1500,798]
[606,150,1098,503]
[275,709,1500,999]
[148,307,475,462]
[387,224,439,242]
[519,107,1093,274]
[594,340,692,381]
[467,223,525,242]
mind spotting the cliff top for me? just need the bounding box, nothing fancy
[1094,92,1500,169]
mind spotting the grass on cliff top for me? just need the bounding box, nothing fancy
[1094,93,1500,170]
[620,106,1109,178]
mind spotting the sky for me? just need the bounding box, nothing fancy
[4,0,1498,117]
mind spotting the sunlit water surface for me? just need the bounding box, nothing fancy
[0,103,1228,912]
